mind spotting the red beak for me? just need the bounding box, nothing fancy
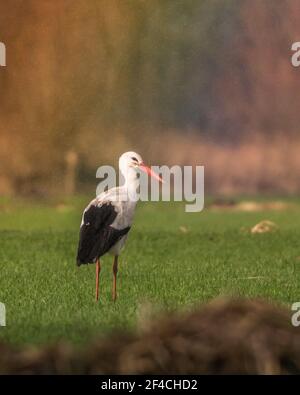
[139,163,164,183]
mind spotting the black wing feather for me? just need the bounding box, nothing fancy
[76,202,130,266]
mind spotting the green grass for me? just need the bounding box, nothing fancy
[0,196,300,345]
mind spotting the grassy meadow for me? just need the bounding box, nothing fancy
[0,196,299,345]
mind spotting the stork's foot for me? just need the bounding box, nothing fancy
[112,256,118,302]
[95,259,101,302]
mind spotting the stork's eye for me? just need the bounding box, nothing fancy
[131,157,138,162]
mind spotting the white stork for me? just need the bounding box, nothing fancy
[76,151,163,302]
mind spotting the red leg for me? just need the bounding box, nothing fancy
[95,259,101,301]
[112,256,118,302]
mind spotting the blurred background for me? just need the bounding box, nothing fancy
[0,0,299,198]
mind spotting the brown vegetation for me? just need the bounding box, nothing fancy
[0,298,299,374]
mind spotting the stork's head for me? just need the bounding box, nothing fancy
[119,151,163,183]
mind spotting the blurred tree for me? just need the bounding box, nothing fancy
[0,0,299,195]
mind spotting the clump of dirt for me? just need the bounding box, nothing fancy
[251,220,279,234]
[0,298,299,374]
[179,226,189,233]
